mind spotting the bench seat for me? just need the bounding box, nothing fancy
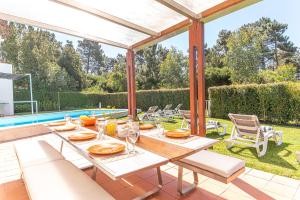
[23,159,114,200]
[15,140,64,169]
[15,140,115,200]
[176,150,245,195]
[181,150,245,178]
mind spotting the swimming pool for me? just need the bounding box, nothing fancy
[0,109,127,128]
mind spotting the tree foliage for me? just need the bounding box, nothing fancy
[77,39,105,74]
[159,47,188,88]
[136,44,168,89]
[0,17,299,95]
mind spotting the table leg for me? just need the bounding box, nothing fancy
[177,166,198,195]
[60,140,64,153]
[133,167,163,200]
[92,166,97,180]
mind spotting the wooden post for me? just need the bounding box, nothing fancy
[126,49,137,119]
[189,20,206,136]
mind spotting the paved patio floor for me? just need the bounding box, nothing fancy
[0,133,299,200]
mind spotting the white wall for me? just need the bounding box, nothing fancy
[0,63,14,116]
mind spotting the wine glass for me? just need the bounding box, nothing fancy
[126,122,140,154]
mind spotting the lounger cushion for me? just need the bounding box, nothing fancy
[23,159,114,200]
[14,140,64,169]
[181,150,245,178]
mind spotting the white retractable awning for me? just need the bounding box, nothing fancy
[0,0,261,50]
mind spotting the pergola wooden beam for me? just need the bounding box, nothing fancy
[189,20,206,136]
[200,0,261,22]
[126,49,137,119]
[0,12,129,49]
[131,19,192,51]
[51,0,160,36]
[155,0,199,20]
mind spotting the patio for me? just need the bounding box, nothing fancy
[0,133,299,200]
[1,0,299,200]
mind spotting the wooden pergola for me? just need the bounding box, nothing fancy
[0,0,261,136]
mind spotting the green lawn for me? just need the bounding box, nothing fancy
[159,117,300,180]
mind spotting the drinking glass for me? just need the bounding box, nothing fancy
[126,122,140,154]
[97,121,105,140]
[75,119,81,130]
[155,118,164,136]
[65,114,71,125]
[127,115,133,126]
[105,119,117,137]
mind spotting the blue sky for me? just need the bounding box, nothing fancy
[55,0,300,57]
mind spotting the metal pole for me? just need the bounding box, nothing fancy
[58,91,60,111]
[35,101,38,114]
[26,74,34,114]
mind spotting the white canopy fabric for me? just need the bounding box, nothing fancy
[0,0,260,49]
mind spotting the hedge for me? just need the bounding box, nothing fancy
[208,82,300,124]
[14,88,190,113]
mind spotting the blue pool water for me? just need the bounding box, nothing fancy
[0,109,126,128]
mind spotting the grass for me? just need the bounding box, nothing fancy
[157,117,300,180]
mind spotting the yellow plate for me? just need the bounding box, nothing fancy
[139,124,154,130]
[165,129,191,138]
[48,121,66,126]
[87,143,125,155]
[54,125,77,132]
[68,131,97,141]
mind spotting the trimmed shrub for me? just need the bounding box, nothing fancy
[14,88,190,113]
[209,82,300,124]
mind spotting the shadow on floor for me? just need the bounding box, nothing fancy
[232,178,275,200]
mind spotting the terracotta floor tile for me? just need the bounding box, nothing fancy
[130,179,156,196]
[112,187,137,200]
[148,191,176,200]
[119,174,143,187]
[101,179,126,194]
[4,180,29,200]
[145,171,177,186]
[162,180,190,198]
[179,189,226,200]
[136,168,157,179]
[0,183,6,200]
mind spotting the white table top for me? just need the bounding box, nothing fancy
[141,128,219,151]
[53,127,168,180]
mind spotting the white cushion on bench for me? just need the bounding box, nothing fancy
[15,140,64,169]
[181,150,245,178]
[23,159,114,200]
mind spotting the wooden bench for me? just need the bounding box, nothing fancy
[14,140,115,200]
[175,150,245,195]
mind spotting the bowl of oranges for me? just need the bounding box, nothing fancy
[79,115,97,126]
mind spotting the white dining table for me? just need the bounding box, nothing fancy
[52,126,168,200]
[50,125,219,200]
